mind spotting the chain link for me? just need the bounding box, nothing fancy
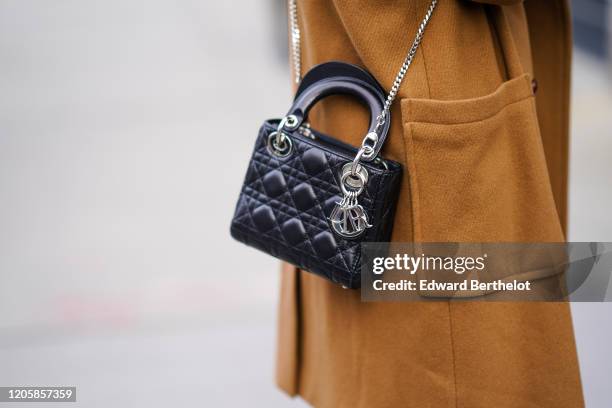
[375,0,437,132]
[288,0,301,84]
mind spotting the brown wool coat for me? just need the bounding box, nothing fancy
[275,1,584,407]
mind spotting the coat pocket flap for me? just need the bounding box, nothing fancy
[401,74,533,125]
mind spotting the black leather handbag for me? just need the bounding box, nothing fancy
[230,0,436,289]
[230,62,401,288]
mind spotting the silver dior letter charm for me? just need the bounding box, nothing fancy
[330,165,372,238]
[330,191,372,238]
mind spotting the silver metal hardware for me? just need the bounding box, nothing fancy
[360,132,379,160]
[341,163,368,189]
[374,156,389,170]
[329,167,371,238]
[298,123,314,139]
[330,190,372,238]
[274,115,297,144]
[350,147,368,176]
[362,131,378,148]
[340,169,366,196]
[288,0,301,84]
[267,131,293,157]
[267,115,300,157]
[284,114,299,130]
[374,0,437,136]
[268,114,300,157]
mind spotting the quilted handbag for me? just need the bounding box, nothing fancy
[230,0,436,288]
[230,62,402,288]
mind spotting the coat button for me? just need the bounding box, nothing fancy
[531,78,538,94]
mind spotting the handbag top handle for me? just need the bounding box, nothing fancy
[284,61,391,161]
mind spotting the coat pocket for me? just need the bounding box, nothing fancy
[401,74,563,242]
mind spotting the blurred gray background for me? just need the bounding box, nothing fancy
[0,1,610,407]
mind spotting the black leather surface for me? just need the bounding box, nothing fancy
[230,120,401,288]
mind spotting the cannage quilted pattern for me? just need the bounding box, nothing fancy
[231,120,401,288]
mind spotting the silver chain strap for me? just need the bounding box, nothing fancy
[374,0,437,133]
[288,0,301,84]
[288,0,437,160]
